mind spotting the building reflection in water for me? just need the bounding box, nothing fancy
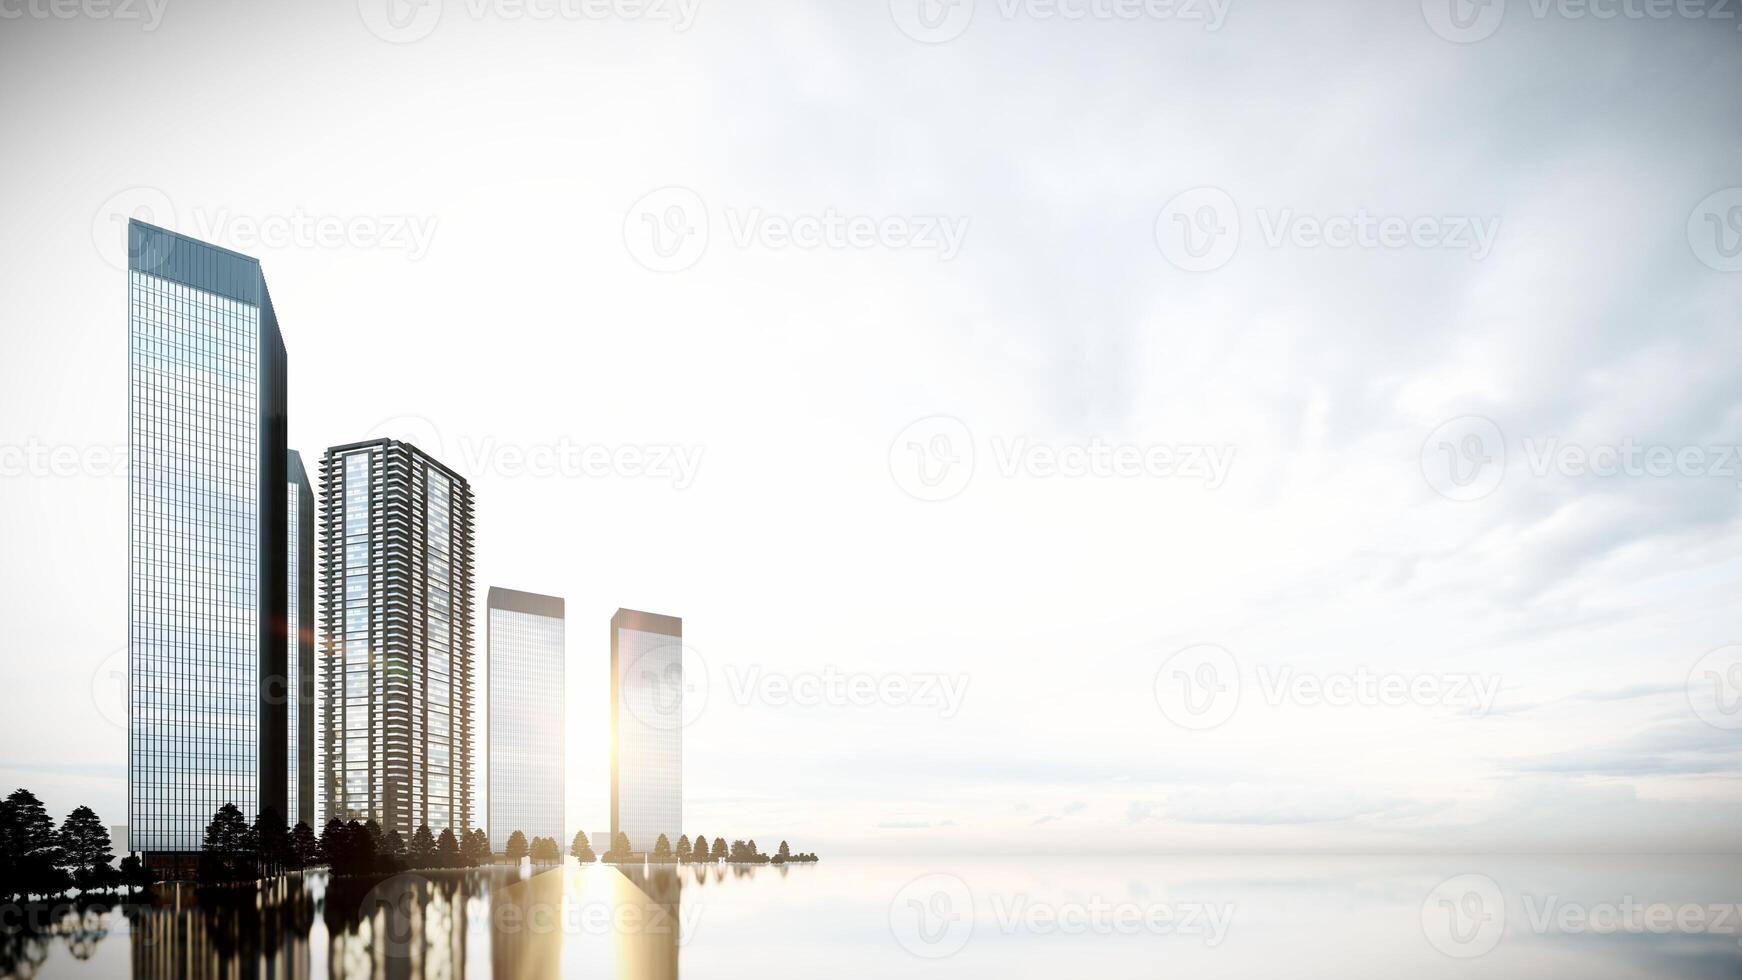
[85,865,693,980]
[128,876,314,980]
[323,873,472,980]
[611,866,681,980]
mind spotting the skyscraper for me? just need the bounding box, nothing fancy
[126,220,288,869]
[288,450,315,828]
[611,609,683,856]
[487,588,566,851]
[320,439,475,838]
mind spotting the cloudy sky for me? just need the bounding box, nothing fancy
[1,0,1739,855]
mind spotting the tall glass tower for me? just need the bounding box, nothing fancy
[611,609,683,856]
[320,439,475,838]
[126,220,288,867]
[288,450,315,828]
[487,587,566,850]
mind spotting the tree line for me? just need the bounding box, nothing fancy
[1,788,149,899]
[569,831,817,865]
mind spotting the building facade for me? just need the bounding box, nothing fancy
[287,450,315,828]
[487,588,566,851]
[126,220,288,864]
[610,609,683,855]
[320,439,475,838]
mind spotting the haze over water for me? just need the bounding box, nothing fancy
[10,856,1742,979]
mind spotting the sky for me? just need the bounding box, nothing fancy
[1,0,1740,856]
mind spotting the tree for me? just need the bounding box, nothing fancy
[319,819,346,865]
[774,840,792,864]
[675,835,691,863]
[2,788,70,898]
[364,820,385,853]
[653,834,672,862]
[505,830,529,865]
[118,853,152,893]
[409,825,436,867]
[436,828,460,868]
[253,808,291,877]
[463,828,492,867]
[571,831,596,864]
[383,829,408,865]
[57,806,116,892]
[711,837,727,863]
[291,822,321,868]
[609,832,633,863]
[686,832,705,862]
[199,803,253,883]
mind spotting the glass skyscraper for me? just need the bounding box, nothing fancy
[487,587,565,850]
[287,450,314,828]
[320,439,475,838]
[126,220,288,865]
[611,608,683,855]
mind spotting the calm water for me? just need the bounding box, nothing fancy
[6,856,1741,978]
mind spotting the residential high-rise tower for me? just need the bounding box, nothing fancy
[319,439,475,838]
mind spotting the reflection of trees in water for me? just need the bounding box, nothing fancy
[323,871,481,980]
[683,863,796,888]
[127,876,315,980]
[0,895,117,980]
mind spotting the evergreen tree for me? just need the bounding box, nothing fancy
[290,822,321,868]
[687,832,706,862]
[711,837,727,863]
[199,803,253,883]
[384,829,408,865]
[505,830,529,864]
[610,832,633,863]
[58,806,116,892]
[118,853,152,893]
[653,833,672,862]
[252,807,291,876]
[571,830,596,863]
[1,788,70,897]
[675,834,691,863]
[409,825,436,867]
[775,840,791,863]
[463,828,492,867]
[436,828,460,867]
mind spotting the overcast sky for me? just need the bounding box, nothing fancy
[1,0,1740,855]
